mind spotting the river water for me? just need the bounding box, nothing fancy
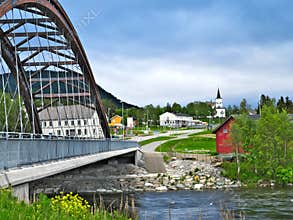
[133,188,293,220]
[81,188,293,219]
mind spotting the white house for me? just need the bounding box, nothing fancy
[214,88,226,118]
[39,105,104,139]
[160,112,194,128]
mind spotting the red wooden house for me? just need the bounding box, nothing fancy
[213,115,261,154]
[213,116,235,154]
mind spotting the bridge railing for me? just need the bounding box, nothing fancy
[0,139,139,171]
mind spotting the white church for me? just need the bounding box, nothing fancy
[214,88,226,118]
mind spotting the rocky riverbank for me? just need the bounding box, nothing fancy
[106,159,240,193]
[31,156,239,195]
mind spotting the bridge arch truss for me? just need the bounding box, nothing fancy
[0,0,110,138]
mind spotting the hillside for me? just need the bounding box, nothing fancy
[97,84,139,109]
[0,72,139,110]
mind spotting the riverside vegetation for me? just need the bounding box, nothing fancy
[0,189,135,220]
[222,103,293,186]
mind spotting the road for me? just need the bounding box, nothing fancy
[141,129,204,153]
[140,129,203,173]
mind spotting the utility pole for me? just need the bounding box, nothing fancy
[121,102,124,140]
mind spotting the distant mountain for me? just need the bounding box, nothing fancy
[97,85,139,109]
[0,72,139,109]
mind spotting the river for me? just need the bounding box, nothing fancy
[84,187,293,220]
[134,188,293,220]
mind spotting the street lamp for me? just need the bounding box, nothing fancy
[121,101,124,140]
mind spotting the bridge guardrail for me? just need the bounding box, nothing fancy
[0,139,139,170]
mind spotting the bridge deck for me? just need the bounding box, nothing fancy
[0,139,139,171]
[0,147,138,188]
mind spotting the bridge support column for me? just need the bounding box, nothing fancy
[13,183,29,204]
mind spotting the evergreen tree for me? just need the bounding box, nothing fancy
[276,96,286,112]
[171,102,182,113]
[239,98,249,114]
[165,103,172,112]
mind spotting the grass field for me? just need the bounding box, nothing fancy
[139,136,176,146]
[155,137,216,154]
[188,130,212,137]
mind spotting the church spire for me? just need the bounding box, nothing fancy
[216,88,222,99]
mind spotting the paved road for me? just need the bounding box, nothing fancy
[129,129,200,142]
[142,129,203,153]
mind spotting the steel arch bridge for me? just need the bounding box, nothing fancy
[0,0,110,139]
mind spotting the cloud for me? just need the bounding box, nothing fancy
[60,0,293,107]
[89,41,293,107]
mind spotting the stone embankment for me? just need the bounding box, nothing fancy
[109,159,240,193]
[31,156,239,195]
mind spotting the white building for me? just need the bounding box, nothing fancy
[159,112,194,128]
[214,88,226,118]
[39,105,104,139]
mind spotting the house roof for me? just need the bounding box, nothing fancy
[110,115,122,120]
[39,105,95,121]
[216,88,222,99]
[212,114,260,133]
[212,115,234,133]
[174,113,192,117]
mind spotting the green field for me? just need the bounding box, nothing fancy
[139,136,176,146]
[155,137,216,154]
[188,130,212,137]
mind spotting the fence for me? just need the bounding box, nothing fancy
[164,152,215,163]
[0,139,139,170]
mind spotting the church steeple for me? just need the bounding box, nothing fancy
[216,88,222,99]
[214,88,226,118]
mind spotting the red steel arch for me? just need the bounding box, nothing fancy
[0,0,110,138]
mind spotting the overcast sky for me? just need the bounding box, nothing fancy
[60,0,293,107]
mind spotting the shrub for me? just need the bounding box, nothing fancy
[276,167,293,184]
[51,192,90,219]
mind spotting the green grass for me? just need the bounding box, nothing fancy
[188,130,212,137]
[0,189,133,220]
[139,136,176,146]
[155,137,216,154]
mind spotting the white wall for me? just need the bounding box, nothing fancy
[159,112,193,127]
[41,112,104,139]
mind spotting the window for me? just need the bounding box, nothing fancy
[71,120,75,126]
[66,130,69,136]
[49,121,53,127]
[57,130,61,136]
[78,129,82,135]
[84,129,87,135]
[93,129,96,134]
[58,121,61,126]
[84,120,87,125]
[65,121,68,126]
[43,122,47,127]
[223,128,228,134]
[77,120,81,126]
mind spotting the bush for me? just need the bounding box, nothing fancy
[51,192,90,219]
[0,189,133,220]
[276,167,293,184]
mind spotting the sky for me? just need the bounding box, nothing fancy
[60,0,293,107]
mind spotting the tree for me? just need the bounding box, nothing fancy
[171,102,182,113]
[230,114,256,180]
[0,92,29,132]
[285,96,293,113]
[226,105,233,117]
[231,105,240,114]
[239,98,249,114]
[254,104,293,179]
[277,96,286,112]
[165,103,172,112]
